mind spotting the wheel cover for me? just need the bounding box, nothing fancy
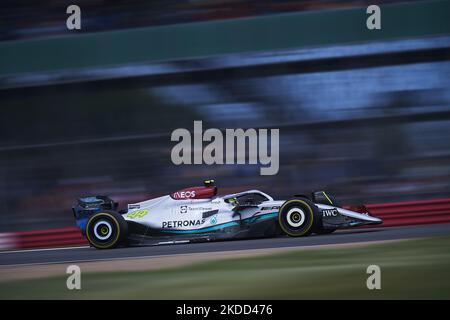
[286,208,305,227]
[93,220,113,240]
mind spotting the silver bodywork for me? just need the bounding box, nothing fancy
[121,189,382,239]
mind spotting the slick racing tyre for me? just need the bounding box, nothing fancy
[278,198,319,237]
[86,211,128,249]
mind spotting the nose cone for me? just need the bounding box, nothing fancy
[369,216,383,225]
[340,206,383,225]
[360,213,383,225]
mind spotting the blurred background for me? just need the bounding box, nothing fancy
[0,0,449,232]
[0,0,423,41]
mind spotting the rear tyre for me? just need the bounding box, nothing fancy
[278,198,319,237]
[86,211,128,249]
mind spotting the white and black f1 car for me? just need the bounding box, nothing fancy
[73,180,382,249]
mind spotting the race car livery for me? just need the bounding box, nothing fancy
[72,180,382,249]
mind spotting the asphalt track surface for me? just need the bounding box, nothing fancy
[1,223,450,266]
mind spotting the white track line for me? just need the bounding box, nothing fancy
[0,240,404,268]
[0,247,310,267]
[0,245,89,254]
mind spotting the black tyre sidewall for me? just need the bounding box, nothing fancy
[86,211,127,249]
[278,199,317,237]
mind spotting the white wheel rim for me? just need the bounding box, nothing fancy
[94,220,113,240]
[286,208,305,227]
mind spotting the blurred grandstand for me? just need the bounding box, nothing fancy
[1,0,419,41]
[0,0,449,231]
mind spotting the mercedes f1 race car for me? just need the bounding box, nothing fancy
[72,180,382,249]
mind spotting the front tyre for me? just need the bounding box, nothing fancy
[278,198,319,237]
[86,211,128,249]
